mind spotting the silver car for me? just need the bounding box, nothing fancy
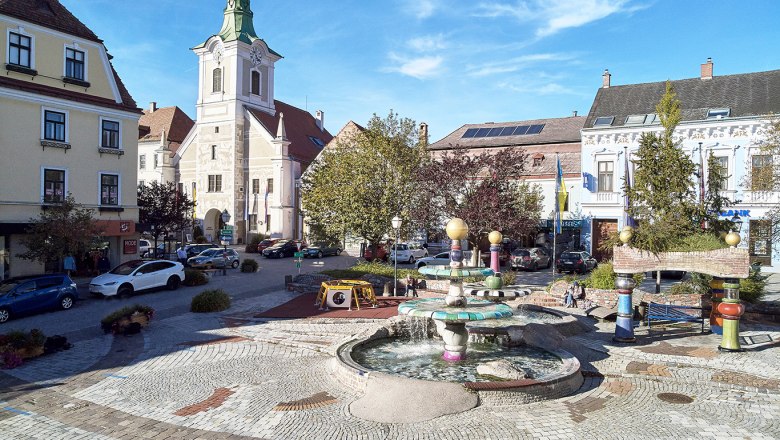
[187,248,240,269]
[510,248,551,271]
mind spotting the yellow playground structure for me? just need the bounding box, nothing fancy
[316,280,378,310]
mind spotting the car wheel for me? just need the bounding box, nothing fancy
[60,295,75,310]
[336,249,342,256]
[117,284,133,298]
[0,308,10,323]
[166,276,180,290]
[409,256,415,264]
[317,251,323,259]
[232,260,239,269]
[417,262,426,268]
[546,259,552,269]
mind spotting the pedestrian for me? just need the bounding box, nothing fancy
[98,253,111,274]
[176,247,188,265]
[63,253,76,276]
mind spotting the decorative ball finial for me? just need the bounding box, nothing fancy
[725,231,741,248]
[446,218,469,240]
[488,231,503,245]
[619,226,633,245]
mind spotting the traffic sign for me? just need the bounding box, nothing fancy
[222,225,234,231]
[220,229,233,235]
[220,234,233,241]
[294,252,304,258]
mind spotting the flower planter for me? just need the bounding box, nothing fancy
[16,345,44,360]
[101,305,155,335]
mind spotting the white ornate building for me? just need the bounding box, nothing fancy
[174,0,331,244]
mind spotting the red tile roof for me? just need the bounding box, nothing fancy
[246,101,333,166]
[0,0,101,43]
[139,106,195,155]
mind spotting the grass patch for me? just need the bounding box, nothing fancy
[320,261,420,279]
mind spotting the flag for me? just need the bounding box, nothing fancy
[555,155,566,234]
[624,148,637,228]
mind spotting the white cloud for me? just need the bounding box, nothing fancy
[475,0,641,37]
[385,53,444,79]
[407,34,448,52]
[467,53,577,77]
[402,0,439,19]
[497,80,579,95]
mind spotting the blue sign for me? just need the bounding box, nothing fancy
[719,209,750,218]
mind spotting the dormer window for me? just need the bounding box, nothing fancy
[593,116,614,127]
[707,108,730,119]
[532,153,544,167]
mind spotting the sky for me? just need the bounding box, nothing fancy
[61,0,780,142]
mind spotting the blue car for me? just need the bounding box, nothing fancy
[0,274,79,323]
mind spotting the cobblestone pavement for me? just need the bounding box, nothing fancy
[0,291,778,439]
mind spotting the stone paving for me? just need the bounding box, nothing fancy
[0,290,778,439]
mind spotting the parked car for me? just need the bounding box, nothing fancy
[480,248,511,267]
[414,252,450,268]
[363,244,389,261]
[389,243,428,264]
[181,244,215,259]
[89,260,185,297]
[256,239,280,253]
[263,240,306,258]
[556,251,598,274]
[145,242,183,259]
[187,248,240,269]
[510,248,551,271]
[138,239,152,256]
[0,274,78,323]
[304,242,342,258]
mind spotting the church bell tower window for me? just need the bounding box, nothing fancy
[212,68,222,93]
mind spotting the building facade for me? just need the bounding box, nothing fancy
[581,60,780,269]
[175,0,331,244]
[137,103,195,187]
[0,0,141,279]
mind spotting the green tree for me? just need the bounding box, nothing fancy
[17,195,103,268]
[301,111,426,249]
[138,181,196,250]
[751,117,780,247]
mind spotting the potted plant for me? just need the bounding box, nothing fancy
[101,304,155,335]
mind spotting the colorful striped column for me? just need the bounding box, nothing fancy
[709,277,724,335]
[613,273,637,343]
[718,278,744,352]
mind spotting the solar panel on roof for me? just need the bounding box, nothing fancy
[474,128,491,137]
[513,125,529,135]
[488,127,503,136]
[462,128,479,138]
[526,124,544,134]
[593,116,614,127]
[499,126,517,136]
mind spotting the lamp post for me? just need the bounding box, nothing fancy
[221,209,231,275]
[391,215,402,296]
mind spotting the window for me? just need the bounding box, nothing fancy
[43,110,66,142]
[139,155,146,169]
[593,116,614,127]
[8,32,31,68]
[100,174,119,205]
[211,145,217,160]
[265,214,271,232]
[212,68,222,93]
[43,169,65,203]
[644,114,659,125]
[139,180,145,187]
[707,108,730,119]
[751,155,773,191]
[208,175,222,192]
[65,48,84,80]
[251,70,260,95]
[252,179,260,194]
[712,156,729,190]
[533,157,542,167]
[154,154,159,169]
[178,183,184,195]
[267,178,273,194]
[597,161,614,192]
[625,115,646,125]
[101,119,120,149]
[749,219,772,266]
[248,214,257,231]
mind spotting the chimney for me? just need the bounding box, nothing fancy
[701,57,713,80]
[602,69,611,88]
[419,122,429,147]
[572,110,578,117]
[315,110,324,132]
[149,101,157,113]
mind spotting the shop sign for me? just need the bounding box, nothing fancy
[538,219,582,229]
[123,239,138,254]
[719,209,750,218]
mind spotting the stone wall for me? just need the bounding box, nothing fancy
[612,246,750,279]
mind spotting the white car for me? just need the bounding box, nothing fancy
[389,243,428,264]
[414,251,484,269]
[138,239,152,257]
[89,259,185,297]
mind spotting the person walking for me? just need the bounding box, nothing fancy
[98,253,111,274]
[176,247,188,266]
[63,253,76,276]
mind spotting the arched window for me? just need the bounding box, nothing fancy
[251,70,260,96]
[212,68,222,93]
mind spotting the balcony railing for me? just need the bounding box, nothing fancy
[742,191,780,205]
[594,191,620,204]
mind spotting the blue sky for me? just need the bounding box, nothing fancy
[62,0,780,142]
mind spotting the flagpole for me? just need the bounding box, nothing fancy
[553,153,559,278]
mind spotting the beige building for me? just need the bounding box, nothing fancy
[175,0,331,244]
[0,0,141,279]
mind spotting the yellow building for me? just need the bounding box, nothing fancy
[0,0,142,279]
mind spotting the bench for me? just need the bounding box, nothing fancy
[200,268,227,277]
[646,303,705,333]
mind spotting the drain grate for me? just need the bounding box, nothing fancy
[657,392,694,404]
[274,391,338,411]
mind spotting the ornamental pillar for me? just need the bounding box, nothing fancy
[718,278,745,352]
[709,277,724,335]
[613,273,637,343]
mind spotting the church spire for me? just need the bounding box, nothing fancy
[218,0,259,45]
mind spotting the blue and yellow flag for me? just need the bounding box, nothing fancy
[556,156,566,234]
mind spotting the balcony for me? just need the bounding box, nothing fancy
[594,191,620,204]
[742,191,780,205]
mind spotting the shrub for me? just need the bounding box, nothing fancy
[321,261,421,280]
[740,267,768,303]
[190,289,231,313]
[183,268,208,286]
[241,258,259,273]
[501,270,518,286]
[581,261,644,289]
[195,236,208,244]
[1,350,23,369]
[101,304,155,333]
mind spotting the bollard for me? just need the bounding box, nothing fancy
[284,275,293,290]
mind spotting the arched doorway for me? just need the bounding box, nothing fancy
[203,208,225,244]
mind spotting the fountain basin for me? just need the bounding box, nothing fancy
[418,265,493,278]
[398,297,513,322]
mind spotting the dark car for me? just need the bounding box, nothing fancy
[304,242,342,258]
[0,274,78,323]
[556,251,598,274]
[510,247,551,271]
[263,240,306,258]
[480,248,510,267]
[256,239,279,253]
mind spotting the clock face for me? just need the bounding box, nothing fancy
[249,46,262,66]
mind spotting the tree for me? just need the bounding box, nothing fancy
[17,195,103,268]
[137,181,196,251]
[750,116,780,248]
[414,146,543,245]
[301,111,427,248]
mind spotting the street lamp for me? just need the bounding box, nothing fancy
[730,212,743,233]
[221,209,231,275]
[391,215,402,296]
